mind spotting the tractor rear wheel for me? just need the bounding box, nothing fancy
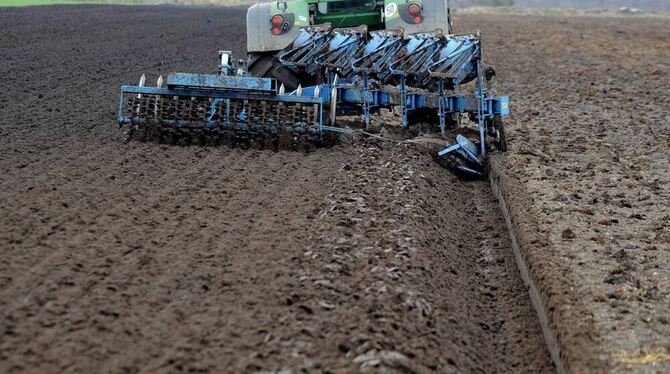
[247,52,300,92]
[247,52,275,78]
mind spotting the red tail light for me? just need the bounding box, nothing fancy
[271,14,285,34]
[407,3,422,24]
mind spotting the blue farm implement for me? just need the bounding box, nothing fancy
[118,26,509,177]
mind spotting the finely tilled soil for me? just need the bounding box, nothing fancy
[456,12,670,373]
[0,5,554,373]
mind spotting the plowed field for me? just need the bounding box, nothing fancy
[0,5,553,373]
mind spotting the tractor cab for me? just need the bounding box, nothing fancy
[312,0,383,29]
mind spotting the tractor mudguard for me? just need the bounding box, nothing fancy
[247,1,309,53]
[383,0,452,35]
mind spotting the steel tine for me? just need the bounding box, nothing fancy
[279,83,285,95]
[313,85,320,98]
[154,75,163,118]
[135,74,147,116]
[296,84,303,96]
[137,74,146,99]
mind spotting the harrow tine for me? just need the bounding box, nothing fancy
[279,83,285,95]
[137,74,146,99]
[154,75,163,118]
[136,74,146,116]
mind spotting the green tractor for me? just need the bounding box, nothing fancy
[247,0,453,87]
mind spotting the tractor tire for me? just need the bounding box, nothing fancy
[247,52,275,78]
[247,52,300,92]
[272,65,301,92]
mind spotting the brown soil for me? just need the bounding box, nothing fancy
[0,5,553,373]
[456,13,670,373]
